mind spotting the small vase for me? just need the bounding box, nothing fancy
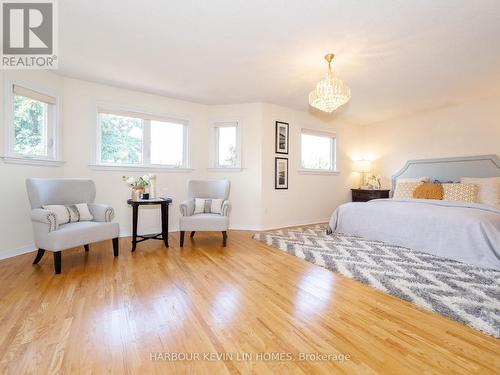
[131,187,144,201]
[149,174,157,198]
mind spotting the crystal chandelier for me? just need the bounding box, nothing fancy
[309,53,351,113]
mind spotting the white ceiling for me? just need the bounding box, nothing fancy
[58,0,500,124]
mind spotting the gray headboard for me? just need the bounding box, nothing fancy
[391,154,500,192]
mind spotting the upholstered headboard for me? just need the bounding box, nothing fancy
[391,155,500,192]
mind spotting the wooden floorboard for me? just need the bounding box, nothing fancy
[0,230,498,374]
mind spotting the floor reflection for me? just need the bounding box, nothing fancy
[294,268,335,317]
[211,286,241,326]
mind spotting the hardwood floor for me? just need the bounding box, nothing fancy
[0,230,498,374]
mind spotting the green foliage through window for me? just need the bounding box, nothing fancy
[13,95,47,156]
[100,114,143,164]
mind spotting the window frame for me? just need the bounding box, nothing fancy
[210,120,242,171]
[2,79,63,166]
[299,128,338,174]
[94,104,191,171]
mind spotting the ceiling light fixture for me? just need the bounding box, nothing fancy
[308,53,351,113]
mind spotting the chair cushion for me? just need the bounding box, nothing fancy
[194,198,224,214]
[179,213,229,231]
[44,221,119,251]
[42,203,94,223]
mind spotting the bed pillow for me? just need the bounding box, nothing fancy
[460,177,500,208]
[193,198,224,214]
[42,203,93,224]
[413,183,443,200]
[442,183,478,203]
[396,176,430,183]
[393,181,423,199]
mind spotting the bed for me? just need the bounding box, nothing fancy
[328,155,500,270]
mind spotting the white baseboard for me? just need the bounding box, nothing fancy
[118,219,329,236]
[0,243,36,260]
[0,220,328,261]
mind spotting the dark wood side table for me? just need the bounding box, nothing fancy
[127,198,172,251]
[351,189,390,202]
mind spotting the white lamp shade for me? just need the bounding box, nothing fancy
[354,160,371,173]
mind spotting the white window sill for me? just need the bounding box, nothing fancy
[88,164,194,172]
[207,167,243,172]
[298,169,339,175]
[1,156,65,167]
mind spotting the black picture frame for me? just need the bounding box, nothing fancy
[275,157,288,189]
[275,121,289,154]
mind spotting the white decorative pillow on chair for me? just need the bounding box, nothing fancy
[194,198,224,214]
[42,203,93,224]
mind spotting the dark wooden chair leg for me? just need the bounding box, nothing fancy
[112,237,119,256]
[222,231,227,247]
[53,251,62,274]
[180,231,185,247]
[33,249,45,264]
[190,231,196,238]
[84,244,89,252]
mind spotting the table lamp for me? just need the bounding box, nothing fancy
[354,160,371,188]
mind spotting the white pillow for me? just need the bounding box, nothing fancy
[193,198,224,214]
[461,177,500,208]
[210,199,224,214]
[73,203,93,221]
[194,198,206,214]
[42,203,93,224]
[43,205,70,224]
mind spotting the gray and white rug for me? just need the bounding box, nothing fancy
[253,225,500,338]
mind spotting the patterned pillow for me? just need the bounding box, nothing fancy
[193,198,224,214]
[393,182,423,199]
[413,183,443,200]
[442,183,478,203]
[461,177,500,208]
[42,203,93,224]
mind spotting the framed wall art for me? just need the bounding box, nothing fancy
[275,157,288,189]
[275,121,289,154]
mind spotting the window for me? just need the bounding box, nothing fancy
[300,129,336,172]
[97,109,188,168]
[213,121,240,169]
[5,84,59,161]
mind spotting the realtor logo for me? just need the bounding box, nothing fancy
[1,0,58,69]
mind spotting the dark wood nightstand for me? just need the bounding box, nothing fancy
[351,189,390,202]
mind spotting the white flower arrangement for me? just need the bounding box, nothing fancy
[366,174,381,189]
[122,175,150,188]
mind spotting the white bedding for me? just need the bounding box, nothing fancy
[328,199,500,270]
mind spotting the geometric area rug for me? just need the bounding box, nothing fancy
[253,224,500,338]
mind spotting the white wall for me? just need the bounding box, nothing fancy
[61,78,210,237]
[0,71,65,258]
[261,104,362,229]
[3,71,498,259]
[206,103,264,230]
[0,72,362,257]
[363,95,500,187]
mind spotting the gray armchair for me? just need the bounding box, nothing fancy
[26,178,120,274]
[179,180,231,246]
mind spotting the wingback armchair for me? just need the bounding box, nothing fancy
[26,178,120,274]
[179,180,231,246]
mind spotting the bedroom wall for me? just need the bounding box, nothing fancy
[1,72,361,258]
[363,95,500,188]
[261,103,362,229]
[0,71,65,258]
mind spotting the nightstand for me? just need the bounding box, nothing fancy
[351,189,390,202]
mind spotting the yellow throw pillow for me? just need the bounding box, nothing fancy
[442,183,478,203]
[393,181,423,199]
[413,183,444,200]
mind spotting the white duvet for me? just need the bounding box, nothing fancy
[328,199,500,270]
